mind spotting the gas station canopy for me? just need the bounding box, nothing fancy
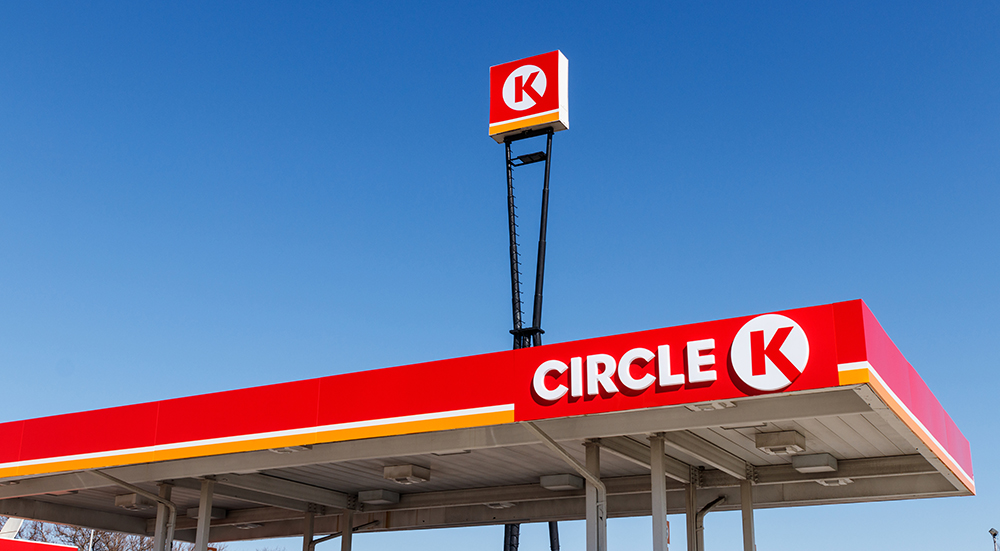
[0,300,973,548]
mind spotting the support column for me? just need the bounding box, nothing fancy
[153,483,172,551]
[685,476,697,551]
[194,480,214,551]
[503,524,520,551]
[584,441,606,551]
[340,509,354,551]
[740,478,755,551]
[649,434,668,551]
[302,511,315,551]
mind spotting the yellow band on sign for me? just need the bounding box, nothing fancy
[489,111,562,136]
[837,367,870,385]
[0,405,515,480]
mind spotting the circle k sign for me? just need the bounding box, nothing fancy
[489,50,568,141]
[730,314,809,392]
[502,64,547,111]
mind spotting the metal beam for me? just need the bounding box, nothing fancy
[365,482,581,511]
[685,480,697,551]
[171,478,316,512]
[600,436,691,483]
[0,389,872,500]
[584,442,606,551]
[522,423,604,492]
[1,455,939,540]
[150,506,311,532]
[158,454,940,532]
[197,472,961,542]
[340,509,353,551]
[302,511,314,551]
[173,476,658,531]
[202,511,370,543]
[774,472,956,503]
[663,431,747,480]
[649,434,668,551]
[152,483,173,551]
[0,498,148,535]
[155,457,941,531]
[334,456,942,516]
[701,454,936,488]
[91,470,177,551]
[215,474,350,510]
[740,478,754,551]
[194,479,214,551]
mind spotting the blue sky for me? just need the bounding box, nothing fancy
[1,1,997,549]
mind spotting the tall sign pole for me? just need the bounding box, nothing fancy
[504,127,554,349]
[489,50,569,551]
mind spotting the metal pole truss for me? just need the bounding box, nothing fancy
[505,127,554,350]
[503,127,557,551]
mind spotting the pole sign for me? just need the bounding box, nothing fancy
[489,50,569,142]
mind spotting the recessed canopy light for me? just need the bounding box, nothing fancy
[432,450,472,457]
[721,423,768,431]
[485,502,516,509]
[816,478,853,487]
[685,401,735,412]
[384,464,431,485]
[755,431,806,456]
[269,445,312,454]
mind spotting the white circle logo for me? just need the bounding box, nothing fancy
[502,64,547,111]
[730,314,809,392]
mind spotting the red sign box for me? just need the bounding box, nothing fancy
[489,51,569,142]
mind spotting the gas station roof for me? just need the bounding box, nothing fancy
[0,300,973,542]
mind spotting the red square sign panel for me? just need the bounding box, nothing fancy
[489,51,569,142]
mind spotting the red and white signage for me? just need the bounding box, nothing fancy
[0,300,974,494]
[528,313,815,407]
[489,51,569,142]
[520,307,837,420]
[731,314,809,392]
